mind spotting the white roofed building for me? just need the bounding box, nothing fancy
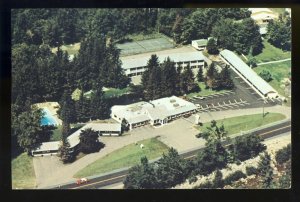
[121,51,206,78]
[31,122,121,156]
[220,49,278,99]
[111,96,197,130]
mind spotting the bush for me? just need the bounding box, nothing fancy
[224,170,247,185]
[246,166,258,176]
[275,144,291,165]
[259,70,273,82]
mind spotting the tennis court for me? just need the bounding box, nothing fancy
[116,37,174,56]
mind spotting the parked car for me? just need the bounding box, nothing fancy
[76,178,88,185]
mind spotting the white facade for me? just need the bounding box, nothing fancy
[111,96,198,130]
[191,39,208,51]
[121,51,205,78]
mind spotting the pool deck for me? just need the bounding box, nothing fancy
[34,102,62,125]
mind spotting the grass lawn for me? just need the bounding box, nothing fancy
[104,87,131,98]
[269,8,286,16]
[252,40,291,63]
[197,113,286,135]
[187,82,230,99]
[12,153,36,189]
[74,137,169,178]
[51,124,85,141]
[51,42,81,55]
[253,60,291,106]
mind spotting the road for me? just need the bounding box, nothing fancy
[257,58,291,66]
[49,120,291,189]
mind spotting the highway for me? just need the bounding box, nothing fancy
[52,120,291,189]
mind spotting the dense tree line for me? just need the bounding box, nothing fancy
[267,13,291,51]
[205,63,234,90]
[12,8,262,55]
[141,55,198,100]
[123,120,266,189]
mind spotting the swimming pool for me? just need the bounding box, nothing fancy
[41,108,58,126]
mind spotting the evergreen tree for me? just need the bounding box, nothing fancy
[124,156,157,189]
[219,65,234,89]
[257,152,274,188]
[79,128,102,153]
[180,64,195,94]
[75,90,91,122]
[58,135,74,163]
[212,169,224,188]
[197,66,204,82]
[205,63,218,89]
[90,82,109,120]
[141,54,163,100]
[155,148,187,188]
[160,57,178,97]
[206,38,219,55]
[58,87,76,124]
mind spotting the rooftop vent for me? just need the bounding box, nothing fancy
[170,99,176,103]
[173,103,179,107]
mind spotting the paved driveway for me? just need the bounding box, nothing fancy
[33,105,290,188]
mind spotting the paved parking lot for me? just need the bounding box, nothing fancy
[189,68,282,113]
[130,118,205,152]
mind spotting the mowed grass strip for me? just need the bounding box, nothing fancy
[252,40,291,63]
[12,153,36,189]
[74,137,169,178]
[198,113,286,135]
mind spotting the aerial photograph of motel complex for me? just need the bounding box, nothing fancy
[11,8,291,189]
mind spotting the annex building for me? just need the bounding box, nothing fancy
[31,122,121,156]
[121,51,206,78]
[220,49,279,99]
[111,96,198,130]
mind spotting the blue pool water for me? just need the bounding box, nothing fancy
[41,108,58,126]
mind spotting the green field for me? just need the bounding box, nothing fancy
[104,87,131,98]
[12,153,36,189]
[269,8,286,16]
[253,60,291,106]
[74,137,169,178]
[187,82,230,99]
[198,113,286,135]
[252,40,291,63]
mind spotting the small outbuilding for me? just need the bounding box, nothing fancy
[191,39,208,51]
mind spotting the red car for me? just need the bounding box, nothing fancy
[76,178,88,185]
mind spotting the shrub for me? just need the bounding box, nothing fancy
[224,170,247,185]
[259,70,273,82]
[275,144,291,165]
[246,166,258,176]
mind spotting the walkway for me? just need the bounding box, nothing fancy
[257,58,291,66]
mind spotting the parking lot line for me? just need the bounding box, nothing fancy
[229,100,232,104]
[223,101,227,105]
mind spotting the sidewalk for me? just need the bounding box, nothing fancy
[257,58,291,66]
